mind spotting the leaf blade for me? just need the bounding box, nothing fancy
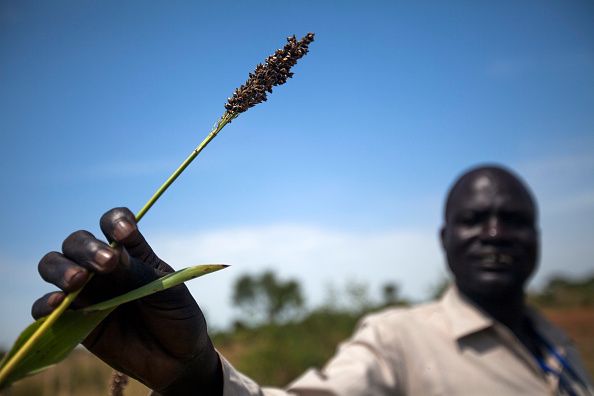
[82,264,227,312]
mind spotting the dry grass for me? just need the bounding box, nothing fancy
[0,348,149,396]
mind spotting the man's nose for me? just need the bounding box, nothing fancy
[481,215,502,239]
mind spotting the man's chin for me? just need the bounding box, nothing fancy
[460,274,525,300]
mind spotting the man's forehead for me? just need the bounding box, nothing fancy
[445,166,537,217]
[456,173,529,201]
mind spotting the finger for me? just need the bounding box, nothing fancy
[61,230,119,274]
[31,291,65,319]
[38,251,90,292]
[100,207,158,263]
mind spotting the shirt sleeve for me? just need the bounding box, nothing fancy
[220,314,401,396]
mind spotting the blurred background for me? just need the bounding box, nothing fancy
[1,0,593,394]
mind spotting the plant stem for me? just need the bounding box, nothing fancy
[0,111,237,388]
[135,111,236,221]
[0,287,83,386]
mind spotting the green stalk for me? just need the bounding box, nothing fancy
[0,111,237,387]
[0,286,84,387]
[135,112,237,222]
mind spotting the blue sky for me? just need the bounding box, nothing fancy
[1,1,593,346]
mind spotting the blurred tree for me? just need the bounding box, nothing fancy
[344,280,372,314]
[530,274,594,308]
[382,283,399,306]
[380,282,409,307]
[232,271,305,325]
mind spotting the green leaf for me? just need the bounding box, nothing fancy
[0,264,227,389]
[83,264,227,312]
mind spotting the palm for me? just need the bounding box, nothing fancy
[82,284,206,390]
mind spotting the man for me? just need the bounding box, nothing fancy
[33,165,593,395]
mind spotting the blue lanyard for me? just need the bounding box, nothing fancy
[536,357,577,396]
[532,330,589,395]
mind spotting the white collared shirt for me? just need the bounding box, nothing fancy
[220,287,593,395]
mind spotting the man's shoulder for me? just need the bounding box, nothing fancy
[525,305,573,345]
[340,300,452,357]
[357,299,445,333]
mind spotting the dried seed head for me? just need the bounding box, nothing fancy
[225,33,315,115]
[108,371,128,396]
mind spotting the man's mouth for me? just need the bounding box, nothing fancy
[477,253,514,270]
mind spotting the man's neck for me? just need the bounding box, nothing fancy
[462,288,527,333]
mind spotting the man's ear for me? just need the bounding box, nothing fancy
[440,226,456,275]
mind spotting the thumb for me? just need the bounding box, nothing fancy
[99,207,159,266]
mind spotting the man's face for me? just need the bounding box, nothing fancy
[441,170,539,299]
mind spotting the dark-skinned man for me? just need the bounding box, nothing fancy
[33,165,593,395]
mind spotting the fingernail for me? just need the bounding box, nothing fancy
[48,293,65,307]
[94,249,115,271]
[113,219,134,241]
[65,268,88,289]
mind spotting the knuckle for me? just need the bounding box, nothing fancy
[100,207,137,241]
[38,251,61,273]
[62,230,94,250]
[31,293,51,319]
[39,250,60,264]
[102,207,135,225]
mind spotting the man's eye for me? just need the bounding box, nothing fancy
[504,213,533,227]
[457,213,478,224]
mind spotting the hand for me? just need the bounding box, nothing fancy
[32,208,222,395]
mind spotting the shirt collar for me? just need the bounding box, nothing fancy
[439,286,571,348]
[440,285,495,340]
